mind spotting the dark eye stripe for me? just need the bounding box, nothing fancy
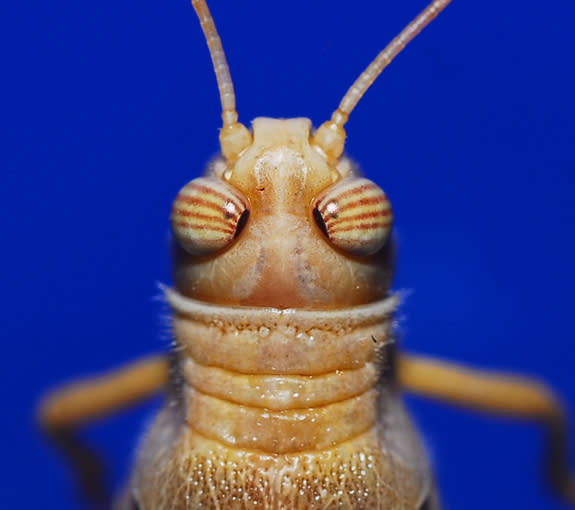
[325,209,391,227]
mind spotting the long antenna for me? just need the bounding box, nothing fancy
[191,0,251,160]
[313,0,453,160]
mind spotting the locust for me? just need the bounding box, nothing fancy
[39,0,575,508]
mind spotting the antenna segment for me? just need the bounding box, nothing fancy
[191,0,251,160]
[313,0,453,160]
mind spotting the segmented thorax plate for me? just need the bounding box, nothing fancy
[131,290,433,510]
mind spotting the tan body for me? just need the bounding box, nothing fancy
[126,119,428,509]
[38,2,574,509]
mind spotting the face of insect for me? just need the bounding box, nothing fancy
[170,117,395,309]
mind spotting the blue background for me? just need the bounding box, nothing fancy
[2,0,574,508]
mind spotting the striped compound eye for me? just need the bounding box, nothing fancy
[313,177,393,256]
[170,177,249,256]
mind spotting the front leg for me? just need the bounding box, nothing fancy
[399,353,575,504]
[38,355,170,507]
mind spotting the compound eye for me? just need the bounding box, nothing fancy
[170,176,249,256]
[313,176,393,256]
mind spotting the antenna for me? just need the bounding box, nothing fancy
[312,0,453,160]
[191,0,251,160]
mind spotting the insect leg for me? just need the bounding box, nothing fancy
[38,355,170,507]
[38,355,169,428]
[399,353,575,503]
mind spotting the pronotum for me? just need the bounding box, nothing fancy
[38,0,575,509]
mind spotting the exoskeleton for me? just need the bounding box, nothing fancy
[39,1,575,509]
